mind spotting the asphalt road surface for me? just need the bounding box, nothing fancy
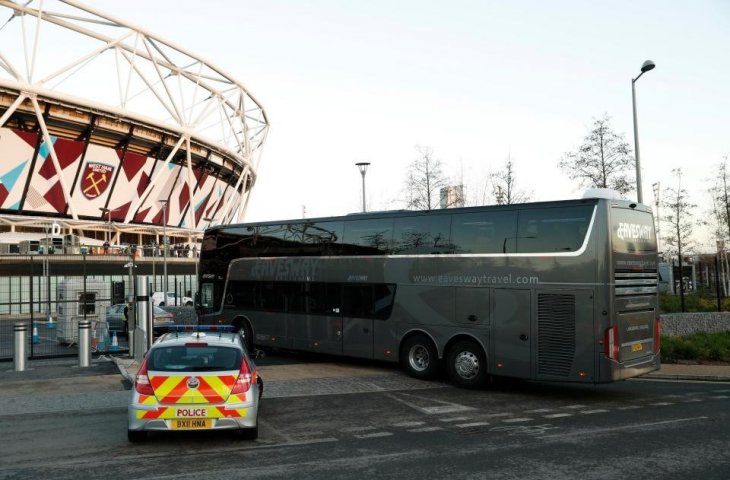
[1,355,728,480]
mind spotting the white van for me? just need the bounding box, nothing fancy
[151,291,193,307]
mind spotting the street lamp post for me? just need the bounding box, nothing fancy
[159,200,168,294]
[631,59,656,204]
[355,162,370,213]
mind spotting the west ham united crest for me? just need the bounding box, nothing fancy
[80,162,114,199]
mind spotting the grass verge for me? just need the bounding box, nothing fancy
[661,331,730,363]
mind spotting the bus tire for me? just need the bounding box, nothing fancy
[235,319,254,352]
[446,340,488,388]
[401,335,440,380]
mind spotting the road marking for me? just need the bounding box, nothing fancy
[408,426,444,433]
[384,392,475,415]
[709,395,729,400]
[681,398,703,403]
[564,404,588,409]
[524,408,554,413]
[455,422,490,428]
[617,405,641,410]
[422,405,476,414]
[649,402,674,406]
[543,413,572,418]
[439,416,470,423]
[580,409,609,414]
[354,432,393,439]
[502,417,533,423]
[539,416,709,440]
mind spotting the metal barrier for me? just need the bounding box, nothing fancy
[13,323,26,371]
[0,254,196,361]
[78,320,91,367]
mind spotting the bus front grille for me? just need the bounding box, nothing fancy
[537,293,576,377]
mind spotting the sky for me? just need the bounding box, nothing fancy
[91,1,730,251]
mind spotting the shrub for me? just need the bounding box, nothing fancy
[661,331,730,363]
[659,293,730,314]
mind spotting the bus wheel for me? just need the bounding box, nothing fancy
[236,320,254,352]
[446,340,487,388]
[401,335,440,380]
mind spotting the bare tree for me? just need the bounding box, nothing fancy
[404,146,449,211]
[490,154,532,205]
[707,156,730,294]
[559,114,635,195]
[662,168,696,312]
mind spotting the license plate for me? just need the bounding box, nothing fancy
[171,419,212,430]
[631,343,643,352]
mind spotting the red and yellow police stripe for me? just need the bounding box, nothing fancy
[134,374,249,420]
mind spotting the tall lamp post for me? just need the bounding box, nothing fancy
[631,59,656,204]
[355,162,370,213]
[159,199,168,294]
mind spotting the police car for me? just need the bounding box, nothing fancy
[127,325,262,442]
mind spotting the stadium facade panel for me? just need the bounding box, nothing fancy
[0,1,269,246]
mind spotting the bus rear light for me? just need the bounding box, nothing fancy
[654,318,661,353]
[604,326,619,361]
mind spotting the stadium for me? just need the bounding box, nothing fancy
[0,0,269,253]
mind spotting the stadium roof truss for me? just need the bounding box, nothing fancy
[0,0,269,237]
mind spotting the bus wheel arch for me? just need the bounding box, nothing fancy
[399,331,441,380]
[232,316,254,352]
[445,335,488,388]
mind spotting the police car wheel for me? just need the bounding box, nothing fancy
[127,430,146,443]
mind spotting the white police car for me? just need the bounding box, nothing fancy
[127,325,262,442]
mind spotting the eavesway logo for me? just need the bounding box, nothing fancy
[616,222,654,241]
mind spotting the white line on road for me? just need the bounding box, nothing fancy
[455,422,490,428]
[538,416,710,440]
[439,416,470,423]
[408,426,444,433]
[543,413,573,418]
[392,421,425,428]
[580,409,609,414]
[502,417,533,423]
[354,432,393,439]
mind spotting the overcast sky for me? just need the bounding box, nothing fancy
[94,0,730,250]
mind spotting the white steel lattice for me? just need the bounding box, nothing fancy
[0,0,268,237]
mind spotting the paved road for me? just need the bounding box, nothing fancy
[1,356,728,479]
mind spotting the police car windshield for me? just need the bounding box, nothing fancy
[148,346,242,372]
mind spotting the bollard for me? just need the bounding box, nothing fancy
[13,323,27,372]
[78,320,91,368]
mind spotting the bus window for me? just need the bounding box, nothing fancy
[343,218,394,255]
[516,206,593,253]
[451,211,516,253]
[393,214,451,254]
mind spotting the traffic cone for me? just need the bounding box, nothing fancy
[46,314,55,330]
[32,322,40,344]
[110,331,120,351]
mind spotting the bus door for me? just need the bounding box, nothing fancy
[492,288,532,378]
[299,283,343,355]
[341,285,374,358]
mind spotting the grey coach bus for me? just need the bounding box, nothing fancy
[198,191,660,387]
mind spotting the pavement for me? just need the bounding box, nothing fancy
[2,356,728,408]
[108,356,730,385]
